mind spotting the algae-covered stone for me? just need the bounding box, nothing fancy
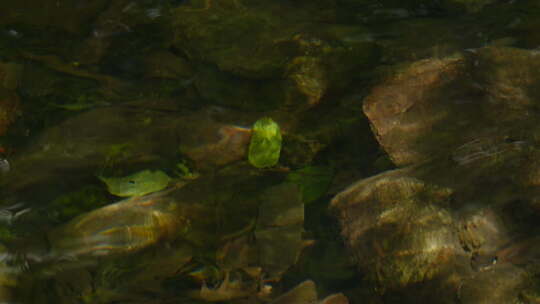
[99,170,171,197]
[172,6,297,79]
[248,117,282,168]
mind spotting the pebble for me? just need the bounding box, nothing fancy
[0,159,10,173]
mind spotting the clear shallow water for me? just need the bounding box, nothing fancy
[0,1,538,303]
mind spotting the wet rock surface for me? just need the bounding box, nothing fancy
[331,46,540,303]
[1,101,255,203]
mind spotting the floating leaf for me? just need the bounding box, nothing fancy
[99,170,171,197]
[286,166,334,203]
[248,117,282,168]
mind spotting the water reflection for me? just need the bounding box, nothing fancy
[47,187,187,259]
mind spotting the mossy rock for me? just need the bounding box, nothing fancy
[172,7,297,79]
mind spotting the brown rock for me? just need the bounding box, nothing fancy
[363,56,468,166]
[0,89,19,136]
[332,47,540,303]
[0,62,22,136]
[319,293,349,304]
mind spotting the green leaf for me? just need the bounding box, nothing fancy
[248,117,282,168]
[98,170,171,197]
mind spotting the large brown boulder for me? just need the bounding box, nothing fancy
[331,47,540,303]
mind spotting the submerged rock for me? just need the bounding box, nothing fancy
[0,62,21,137]
[363,55,468,166]
[12,164,310,303]
[255,183,304,280]
[332,46,540,303]
[1,101,255,203]
[269,280,349,304]
[47,186,194,258]
[172,2,379,111]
